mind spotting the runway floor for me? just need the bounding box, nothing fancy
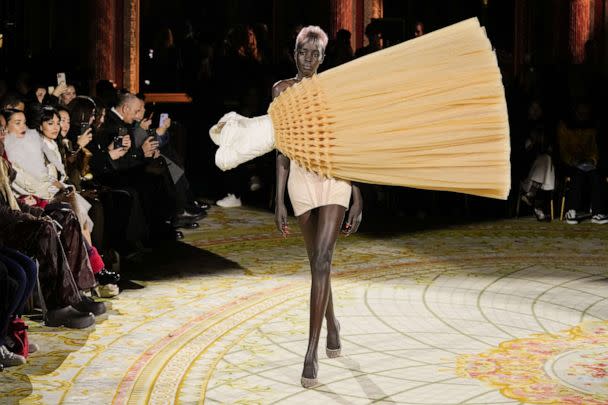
[1,206,607,404]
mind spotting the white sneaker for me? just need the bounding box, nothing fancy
[216,194,242,208]
[534,208,546,221]
[591,214,608,224]
[565,209,578,225]
[0,345,26,367]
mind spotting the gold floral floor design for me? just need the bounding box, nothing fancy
[1,206,607,404]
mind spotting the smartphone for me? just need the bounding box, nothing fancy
[56,72,67,86]
[80,122,91,134]
[113,136,123,149]
[159,113,169,128]
[113,127,128,149]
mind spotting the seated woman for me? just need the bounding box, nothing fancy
[56,104,94,188]
[57,104,120,290]
[1,113,101,327]
[2,108,116,293]
[68,96,149,259]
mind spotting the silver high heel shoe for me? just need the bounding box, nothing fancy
[301,376,319,388]
[326,320,341,358]
[326,346,341,358]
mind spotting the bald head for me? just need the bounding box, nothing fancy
[116,92,142,124]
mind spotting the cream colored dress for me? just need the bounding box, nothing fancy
[287,160,351,217]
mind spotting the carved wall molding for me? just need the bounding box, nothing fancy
[123,0,140,93]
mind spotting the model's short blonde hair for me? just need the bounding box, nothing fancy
[295,26,328,54]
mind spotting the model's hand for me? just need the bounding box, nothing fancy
[275,202,290,237]
[343,184,362,235]
[343,203,362,236]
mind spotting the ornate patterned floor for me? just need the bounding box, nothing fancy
[1,206,607,404]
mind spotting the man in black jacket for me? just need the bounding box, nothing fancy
[92,92,185,240]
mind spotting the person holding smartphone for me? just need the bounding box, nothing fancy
[132,95,208,224]
[94,92,182,241]
[57,106,93,184]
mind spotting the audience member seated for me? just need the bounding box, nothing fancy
[0,247,39,367]
[1,260,26,369]
[92,92,184,240]
[520,101,555,221]
[68,97,149,258]
[132,94,207,226]
[25,82,68,109]
[355,21,383,58]
[2,108,114,299]
[37,106,120,287]
[0,93,25,112]
[59,84,77,107]
[557,101,608,224]
[1,113,101,328]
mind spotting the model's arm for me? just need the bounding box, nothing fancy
[273,81,291,236]
[344,183,363,235]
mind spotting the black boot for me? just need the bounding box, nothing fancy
[73,295,107,316]
[44,306,96,329]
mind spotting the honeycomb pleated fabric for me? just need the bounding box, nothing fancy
[269,18,510,199]
[211,18,510,200]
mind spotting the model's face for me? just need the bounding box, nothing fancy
[59,110,70,135]
[41,115,61,140]
[295,41,323,78]
[7,112,27,138]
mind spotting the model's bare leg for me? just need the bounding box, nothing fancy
[325,288,341,354]
[298,205,345,385]
[298,210,340,352]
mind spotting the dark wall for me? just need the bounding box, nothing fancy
[0,0,93,90]
[383,0,513,49]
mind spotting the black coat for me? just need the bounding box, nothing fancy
[91,109,145,177]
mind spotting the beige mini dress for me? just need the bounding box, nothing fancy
[287,160,352,217]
